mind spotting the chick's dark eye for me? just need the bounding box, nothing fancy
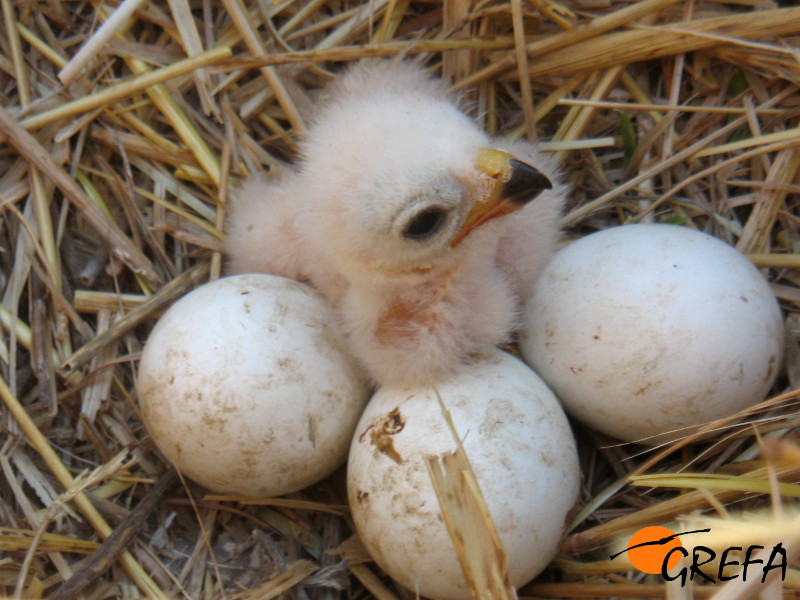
[403,208,448,240]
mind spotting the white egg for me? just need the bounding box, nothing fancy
[138,274,370,496]
[347,350,580,600]
[521,224,784,444]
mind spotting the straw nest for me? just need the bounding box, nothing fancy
[2,0,800,598]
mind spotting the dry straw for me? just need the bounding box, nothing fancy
[2,0,800,598]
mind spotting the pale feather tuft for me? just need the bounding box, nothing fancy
[225,61,565,386]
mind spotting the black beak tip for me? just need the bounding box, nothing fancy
[504,159,553,205]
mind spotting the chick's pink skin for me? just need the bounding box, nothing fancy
[225,61,565,386]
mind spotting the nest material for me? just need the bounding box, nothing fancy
[2,0,800,598]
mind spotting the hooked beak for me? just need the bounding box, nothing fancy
[450,148,552,247]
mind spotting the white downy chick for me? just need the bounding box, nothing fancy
[226,61,565,386]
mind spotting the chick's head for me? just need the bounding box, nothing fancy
[298,65,550,285]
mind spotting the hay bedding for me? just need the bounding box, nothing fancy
[2,0,800,597]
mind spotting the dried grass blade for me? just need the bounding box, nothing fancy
[630,473,800,497]
[748,254,800,269]
[216,39,512,70]
[210,140,230,280]
[61,262,210,374]
[523,581,717,598]
[30,285,58,416]
[220,0,305,133]
[0,378,168,598]
[425,387,517,600]
[426,454,517,599]
[238,559,318,600]
[15,22,67,68]
[166,0,214,114]
[77,310,119,438]
[567,476,629,533]
[510,0,536,142]
[539,138,615,151]
[526,7,800,79]
[0,528,100,554]
[0,456,42,543]
[347,563,402,600]
[442,0,474,83]
[633,389,800,477]
[633,137,800,224]
[203,495,349,515]
[561,112,749,227]
[109,28,226,187]
[530,0,576,29]
[9,449,66,518]
[558,99,785,116]
[312,0,390,52]
[29,170,60,289]
[737,148,800,253]
[507,73,584,141]
[126,156,216,223]
[0,303,33,353]
[551,66,625,164]
[15,450,133,599]
[72,291,147,313]
[134,192,220,240]
[22,46,232,136]
[281,4,360,43]
[373,0,405,42]
[89,127,193,170]
[0,105,162,287]
[57,0,148,85]
[2,0,30,106]
[696,127,800,158]
[453,0,685,90]
[277,0,329,38]
[48,467,180,600]
[542,6,654,162]
[564,464,800,554]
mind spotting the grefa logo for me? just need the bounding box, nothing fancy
[611,525,788,586]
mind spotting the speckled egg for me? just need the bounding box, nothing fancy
[521,224,784,444]
[138,274,370,496]
[347,350,580,600]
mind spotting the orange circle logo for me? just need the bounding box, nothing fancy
[626,526,683,574]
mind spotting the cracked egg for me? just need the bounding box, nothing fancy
[346,350,580,600]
